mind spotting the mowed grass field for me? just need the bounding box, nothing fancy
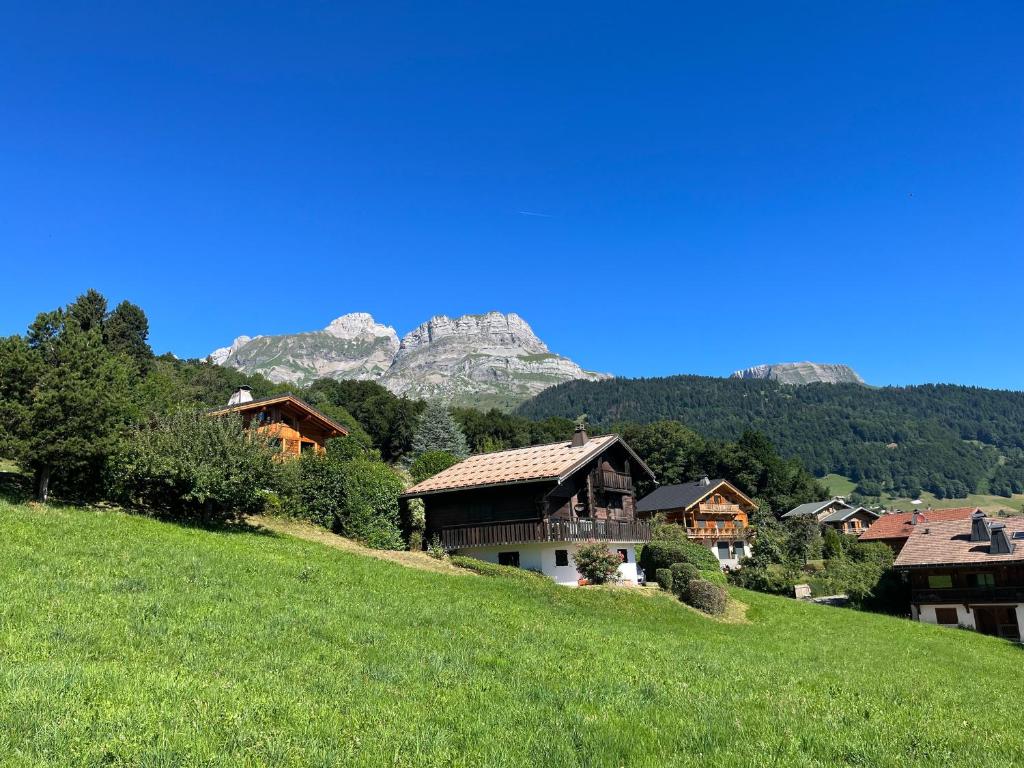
[819,473,1024,516]
[2,502,1022,767]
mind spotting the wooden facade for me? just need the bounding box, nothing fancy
[637,479,755,542]
[419,439,652,547]
[907,564,1024,641]
[209,392,348,459]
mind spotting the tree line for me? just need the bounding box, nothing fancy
[517,374,1024,499]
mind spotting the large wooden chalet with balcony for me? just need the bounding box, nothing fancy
[635,477,756,569]
[400,427,656,586]
[209,386,348,458]
[895,511,1024,642]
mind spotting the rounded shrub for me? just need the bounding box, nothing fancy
[574,541,623,584]
[698,568,727,586]
[670,562,700,600]
[639,540,719,574]
[686,579,728,615]
[655,568,674,592]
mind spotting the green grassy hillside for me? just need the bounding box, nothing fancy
[2,502,1022,767]
[821,473,1024,515]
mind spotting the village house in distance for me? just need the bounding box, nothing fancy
[858,507,979,553]
[209,386,348,457]
[635,477,756,569]
[782,498,879,534]
[401,427,655,585]
[895,511,1024,641]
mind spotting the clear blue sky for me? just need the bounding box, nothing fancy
[2,2,1022,387]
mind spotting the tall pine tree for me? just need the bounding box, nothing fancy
[411,400,469,459]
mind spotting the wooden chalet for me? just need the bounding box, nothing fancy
[895,511,1024,642]
[208,386,348,458]
[635,477,757,568]
[782,498,879,534]
[401,427,656,585]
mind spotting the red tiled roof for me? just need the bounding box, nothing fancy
[858,507,978,542]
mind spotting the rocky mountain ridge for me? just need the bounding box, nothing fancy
[731,362,865,385]
[211,311,608,409]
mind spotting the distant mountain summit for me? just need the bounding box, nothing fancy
[210,311,607,409]
[731,362,865,385]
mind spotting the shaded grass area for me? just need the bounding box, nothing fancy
[820,473,1024,515]
[1,501,1021,767]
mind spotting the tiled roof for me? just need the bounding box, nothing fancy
[636,479,756,514]
[858,507,978,542]
[894,517,1024,567]
[782,499,849,519]
[402,435,650,497]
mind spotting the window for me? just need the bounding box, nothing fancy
[717,542,731,560]
[968,573,995,588]
[498,552,520,568]
[617,548,629,563]
[927,574,953,589]
[268,438,282,451]
[935,607,959,626]
[734,542,745,559]
[555,550,569,567]
[301,441,315,454]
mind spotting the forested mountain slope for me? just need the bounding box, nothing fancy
[518,376,1024,499]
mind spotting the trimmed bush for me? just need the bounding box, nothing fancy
[670,562,700,600]
[409,450,461,484]
[450,555,548,582]
[655,568,674,592]
[574,541,623,584]
[699,568,727,585]
[639,540,719,575]
[686,579,727,615]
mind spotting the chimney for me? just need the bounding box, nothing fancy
[989,523,1015,555]
[228,385,253,406]
[571,425,589,447]
[910,510,924,526]
[969,511,990,543]
[699,476,711,486]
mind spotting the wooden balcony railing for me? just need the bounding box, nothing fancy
[596,470,633,493]
[687,526,752,540]
[911,587,1024,604]
[697,502,741,515]
[440,518,651,549]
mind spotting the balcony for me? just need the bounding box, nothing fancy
[697,502,741,515]
[911,586,1024,604]
[687,526,752,541]
[596,470,633,493]
[440,518,651,549]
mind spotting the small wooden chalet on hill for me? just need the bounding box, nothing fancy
[895,511,1024,642]
[401,427,656,585]
[209,386,348,458]
[858,507,979,553]
[782,498,879,534]
[635,477,756,569]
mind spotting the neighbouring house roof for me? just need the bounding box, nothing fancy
[207,393,349,437]
[820,505,880,523]
[858,507,978,542]
[635,479,756,515]
[782,499,850,519]
[894,517,1024,568]
[401,434,655,498]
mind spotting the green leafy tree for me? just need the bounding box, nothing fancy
[785,517,823,565]
[410,450,460,483]
[573,542,622,584]
[412,401,469,459]
[107,409,277,521]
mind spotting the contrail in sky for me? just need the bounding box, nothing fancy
[517,210,554,217]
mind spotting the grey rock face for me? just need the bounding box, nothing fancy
[730,362,865,385]
[210,311,607,408]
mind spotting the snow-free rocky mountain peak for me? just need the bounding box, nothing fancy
[730,362,865,385]
[211,311,608,409]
